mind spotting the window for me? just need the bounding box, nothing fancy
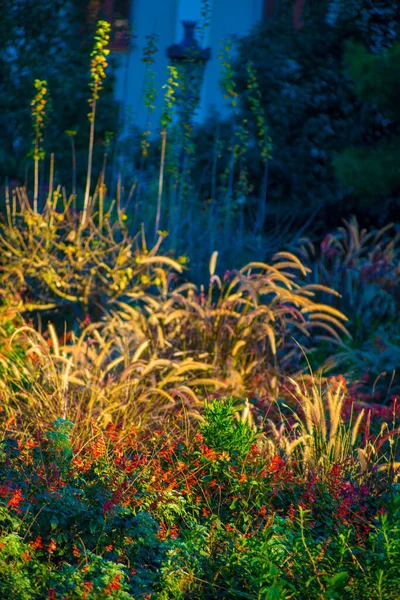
[85,0,131,51]
[263,0,275,19]
[263,0,307,29]
[292,0,306,29]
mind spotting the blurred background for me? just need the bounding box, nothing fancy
[1,0,400,283]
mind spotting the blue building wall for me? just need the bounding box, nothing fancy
[111,0,264,135]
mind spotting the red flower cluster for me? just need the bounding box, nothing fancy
[103,574,121,595]
[6,486,24,514]
[157,522,179,541]
[30,536,44,551]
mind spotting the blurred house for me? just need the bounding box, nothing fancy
[86,0,308,131]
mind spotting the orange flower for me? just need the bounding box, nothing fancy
[83,581,93,599]
[90,435,107,460]
[47,539,57,554]
[200,444,217,461]
[157,523,167,541]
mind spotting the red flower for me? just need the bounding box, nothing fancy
[72,456,92,472]
[30,536,44,551]
[90,436,107,460]
[200,444,218,461]
[287,503,297,523]
[269,455,285,473]
[103,499,115,515]
[103,574,121,594]
[7,487,23,513]
[170,524,179,539]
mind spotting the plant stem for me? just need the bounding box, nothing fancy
[173,152,187,247]
[254,159,269,236]
[224,130,235,244]
[70,137,77,199]
[33,141,39,212]
[83,93,97,226]
[46,152,54,210]
[155,128,167,240]
[209,125,219,256]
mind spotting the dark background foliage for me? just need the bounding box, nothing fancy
[231,0,400,232]
[0,0,119,196]
[1,0,400,278]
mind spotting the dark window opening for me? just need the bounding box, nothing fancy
[263,0,308,29]
[106,0,131,51]
[82,0,131,51]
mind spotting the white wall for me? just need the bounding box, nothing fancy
[202,0,263,121]
[112,0,264,134]
[113,0,179,134]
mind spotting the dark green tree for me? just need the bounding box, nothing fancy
[0,0,119,198]
[232,0,400,229]
[332,40,400,216]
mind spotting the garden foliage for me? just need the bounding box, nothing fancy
[0,400,399,599]
[0,7,400,598]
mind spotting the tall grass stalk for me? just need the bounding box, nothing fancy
[156,65,179,240]
[219,38,238,245]
[30,79,48,212]
[82,20,111,227]
[155,128,167,238]
[209,124,220,255]
[65,130,77,201]
[247,61,272,236]
[46,152,54,209]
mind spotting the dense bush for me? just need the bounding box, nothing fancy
[0,399,398,599]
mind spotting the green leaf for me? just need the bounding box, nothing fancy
[327,572,349,589]
[50,515,58,530]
